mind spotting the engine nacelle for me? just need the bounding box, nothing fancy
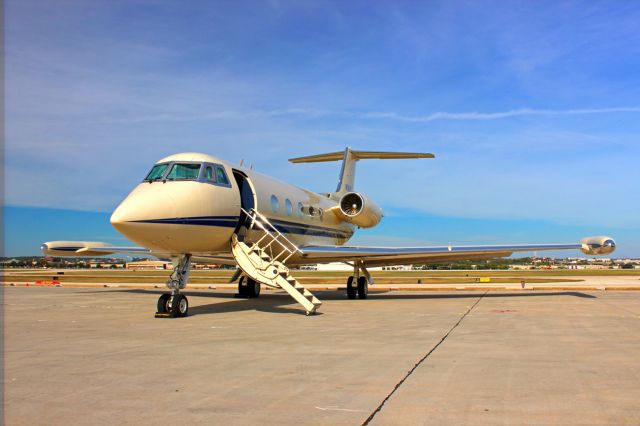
[580,236,616,255]
[338,192,383,228]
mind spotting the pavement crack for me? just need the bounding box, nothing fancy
[362,291,487,425]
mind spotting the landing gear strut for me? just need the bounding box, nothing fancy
[155,254,191,318]
[237,276,261,298]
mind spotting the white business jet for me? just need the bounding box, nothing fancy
[41,148,616,318]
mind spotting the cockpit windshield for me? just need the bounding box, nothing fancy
[165,163,201,181]
[144,163,169,181]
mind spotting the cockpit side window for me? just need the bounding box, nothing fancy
[215,165,230,185]
[166,163,201,181]
[204,166,216,183]
[144,163,169,181]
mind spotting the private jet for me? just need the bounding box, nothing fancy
[41,148,616,317]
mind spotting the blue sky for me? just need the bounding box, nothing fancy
[4,0,640,257]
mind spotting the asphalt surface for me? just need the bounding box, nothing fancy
[4,286,640,425]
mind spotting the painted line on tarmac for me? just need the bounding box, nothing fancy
[362,290,488,425]
[316,406,365,412]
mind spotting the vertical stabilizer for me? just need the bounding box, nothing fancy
[336,147,357,194]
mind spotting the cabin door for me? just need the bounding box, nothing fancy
[232,170,256,236]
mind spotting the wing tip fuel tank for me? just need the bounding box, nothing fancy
[580,236,616,255]
[41,241,115,256]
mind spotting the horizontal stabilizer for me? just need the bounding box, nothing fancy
[290,147,435,193]
[289,150,434,163]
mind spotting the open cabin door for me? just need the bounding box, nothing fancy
[232,170,256,237]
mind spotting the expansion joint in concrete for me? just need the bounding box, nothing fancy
[362,291,488,425]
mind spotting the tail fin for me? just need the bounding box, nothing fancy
[289,147,434,194]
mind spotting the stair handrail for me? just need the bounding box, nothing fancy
[240,207,302,262]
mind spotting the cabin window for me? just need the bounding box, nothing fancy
[215,165,230,185]
[297,202,304,217]
[166,163,201,181]
[271,195,280,213]
[285,199,293,216]
[144,163,169,181]
[204,166,216,183]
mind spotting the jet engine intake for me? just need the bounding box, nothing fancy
[338,192,383,228]
[580,236,616,255]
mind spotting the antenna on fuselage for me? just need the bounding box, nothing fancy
[288,147,434,195]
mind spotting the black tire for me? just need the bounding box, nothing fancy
[237,276,248,297]
[346,276,356,299]
[357,276,368,299]
[246,278,261,298]
[157,294,171,313]
[170,294,189,318]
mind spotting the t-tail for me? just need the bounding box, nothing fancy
[288,147,434,195]
[289,147,434,228]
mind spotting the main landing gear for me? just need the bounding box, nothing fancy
[155,254,191,318]
[346,261,371,300]
[237,276,261,298]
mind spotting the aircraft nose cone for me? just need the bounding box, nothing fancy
[110,199,138,237]
[110,184,176,238]
[110,203,128,227]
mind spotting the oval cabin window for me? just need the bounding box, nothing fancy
[271,195,280,213]
[285,199,293,216]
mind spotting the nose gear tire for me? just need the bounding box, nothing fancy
[157,294,171,313]
[170,294,188,317]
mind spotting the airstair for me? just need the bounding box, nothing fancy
[231,208,322,315]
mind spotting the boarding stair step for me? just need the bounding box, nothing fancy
[230,208,322,315]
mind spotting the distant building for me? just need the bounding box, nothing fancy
[193,263,220,270]
[89,262,124,269]
[315,262,412,271]
[126,260,170,270]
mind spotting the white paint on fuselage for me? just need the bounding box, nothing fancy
[110,152,355,256]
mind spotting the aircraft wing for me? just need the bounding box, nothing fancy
[296,236,616,267]
[41,235,615,268]
[40,240,237,264]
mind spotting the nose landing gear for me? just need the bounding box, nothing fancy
[155,254,191,318]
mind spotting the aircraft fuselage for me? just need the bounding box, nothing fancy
[110,152,355,256]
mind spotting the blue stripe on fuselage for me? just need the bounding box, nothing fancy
[127,215,353,239]
[129,216,239,227]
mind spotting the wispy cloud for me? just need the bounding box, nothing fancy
[95,106,640,124]
[359,107,640,122]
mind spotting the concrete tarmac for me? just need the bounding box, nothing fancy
[4,287,640,425]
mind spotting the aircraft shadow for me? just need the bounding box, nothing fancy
[82,288,596,317]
